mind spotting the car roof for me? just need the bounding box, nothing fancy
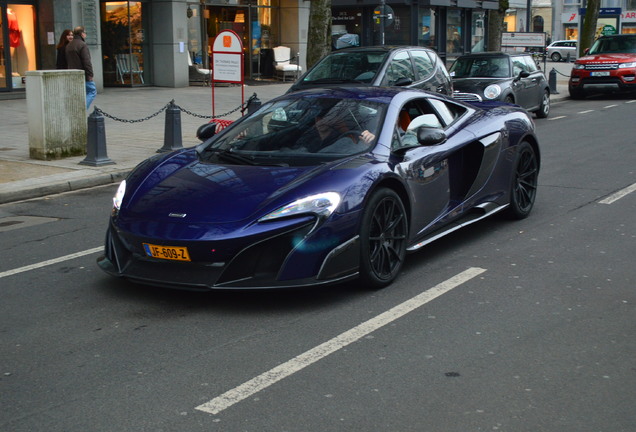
[455,51,524,58]
[329,45,434,54]
[597,34,635,39]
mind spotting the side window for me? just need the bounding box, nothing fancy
[411,50,434,79]
[428,98,467,126]
[523,56,538,72]
[511,56,527,75]
[384,51,416,86]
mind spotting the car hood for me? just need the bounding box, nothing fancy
[452,77,510,94]
[577,53,636,63]
[123,150,331,224]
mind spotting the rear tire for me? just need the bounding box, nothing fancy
[359,188,408,289]
[505,142,539,220]
[551,52,562,62]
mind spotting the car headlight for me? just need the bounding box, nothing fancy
[618,61,636,69]
[260,192,341,222]
[113,180,126,210]
[483,84,501,100]
[573,63,585,70]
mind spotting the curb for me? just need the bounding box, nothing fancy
[0,170,129,204]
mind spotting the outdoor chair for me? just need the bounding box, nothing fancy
[273,46,302,82]
[115,54,144,84]
[188,54,211,86]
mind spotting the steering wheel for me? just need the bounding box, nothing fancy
[333,129,363,143]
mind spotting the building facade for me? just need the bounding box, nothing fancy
[331,0,499,65]
[0,0,309,95]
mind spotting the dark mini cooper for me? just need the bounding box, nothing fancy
[287,46,453,96]
[450,52,550,118]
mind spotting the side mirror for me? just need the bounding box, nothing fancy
[417,127,446,146]
[514,70,530,82]
[196,122,217,141]
[394,77,413,87]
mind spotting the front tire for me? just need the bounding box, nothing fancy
[505,142,539,220]
[535,89,550,118]
[569,86,585,100]
[359,188,408,289]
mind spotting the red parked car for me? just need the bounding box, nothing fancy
[569,34,636,99]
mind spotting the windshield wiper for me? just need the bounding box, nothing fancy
[215,149,258,165]
[306,78,364,84]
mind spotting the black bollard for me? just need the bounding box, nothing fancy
[157,100,183,153]
[247,94,262,115]
[549,68,559,95]
[80,108,115,166]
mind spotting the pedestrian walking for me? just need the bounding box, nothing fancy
[66,26,96,109]
[55,29,73,69]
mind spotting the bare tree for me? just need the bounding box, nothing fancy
[306,0,332,69]
[486,0,509,52]
[579,0,600,56]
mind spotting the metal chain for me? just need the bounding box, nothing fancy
[93,93,259,123]
[551,68,571,78]
[94,104,169,123]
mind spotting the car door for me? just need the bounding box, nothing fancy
[392,96,482,240]
[510,55,539,109]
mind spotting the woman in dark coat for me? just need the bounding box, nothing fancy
[56,29,73,69]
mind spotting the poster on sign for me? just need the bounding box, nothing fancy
[211,30,244,116]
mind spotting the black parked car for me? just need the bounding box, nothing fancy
[449,52,550,118]
[287,46,453,96]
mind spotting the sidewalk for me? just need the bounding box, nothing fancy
[0,81,293,204]
[0,62,573,205]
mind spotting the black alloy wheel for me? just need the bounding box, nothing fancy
[359,188,408,289]
[506,142,539,219]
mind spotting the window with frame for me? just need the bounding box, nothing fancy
[383,51,416,86]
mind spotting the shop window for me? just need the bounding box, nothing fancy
[101,1,149,87]
[1,5,36,90]
[418,8,435,48]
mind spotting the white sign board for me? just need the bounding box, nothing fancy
[501,32,546,48]
[212,30,243,83]
[213,53,242,82]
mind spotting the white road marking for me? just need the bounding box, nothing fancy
[0,247,102,279]
[548,116,567,121]
[603,104,619,109]
[599,183,636,204]
[195,267,487,415]
[627,100,636,104]
[578,110,595,114]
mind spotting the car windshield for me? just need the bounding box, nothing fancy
[301,51,388,84]
[198,96,386,166]
[589,36,636,54]
[450,56,510,78]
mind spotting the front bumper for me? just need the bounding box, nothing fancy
[97,216,361,290]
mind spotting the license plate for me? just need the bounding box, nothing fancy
[591,71,610,77]
[143,243,191,261]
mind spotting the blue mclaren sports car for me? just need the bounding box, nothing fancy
[98,87,540,290]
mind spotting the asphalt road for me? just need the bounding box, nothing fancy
[1,95,635,432]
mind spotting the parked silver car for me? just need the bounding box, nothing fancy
[547,40,578,62]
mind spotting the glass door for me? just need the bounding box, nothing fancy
[101,0,150,87]
[1,4,36,91]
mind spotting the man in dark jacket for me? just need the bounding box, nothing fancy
[66,26,96,109]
